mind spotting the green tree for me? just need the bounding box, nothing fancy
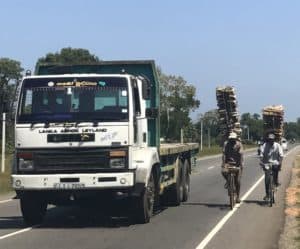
[240,112,263,141]
[285,121,300,140]
[0,58,23,151]
[195,109,220,145]
[253,113,260,120]
[35,47,100,69]
[0,58,23,113]
[158,67,200,141]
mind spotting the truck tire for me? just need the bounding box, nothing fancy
[20,194,47,225]
[133,171,156,224]
[182,160,190,202]
[164,158,183,206]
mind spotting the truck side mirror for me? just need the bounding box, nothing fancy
[146,107,158,119]
[142,79,151,100]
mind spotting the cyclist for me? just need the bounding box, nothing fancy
[260,133,283,201]
[222,132,244,203]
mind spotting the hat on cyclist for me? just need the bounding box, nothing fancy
[267,133,275,140]
[228,132,238,139]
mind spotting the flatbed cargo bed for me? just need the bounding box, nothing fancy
[160,143,199,156]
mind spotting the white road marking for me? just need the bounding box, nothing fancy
[245,153,256,158]
[0,217,22,221]
[207,166,215,170]
[195,174,264,249]
[0,225,39,240]
[195,145,300,249]
[0,199,12,204]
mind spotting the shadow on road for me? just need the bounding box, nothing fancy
[183,202,229,210]
[0,204,169,230]
[243,199,268,206]
[0,216,27,230]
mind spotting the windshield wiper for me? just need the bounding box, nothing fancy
[72,121,97,127]
[30,120,50,129]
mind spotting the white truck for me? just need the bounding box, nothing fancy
[12,60,198,224]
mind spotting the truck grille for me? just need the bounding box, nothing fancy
[23,148,127,173]
[47,133,95,143]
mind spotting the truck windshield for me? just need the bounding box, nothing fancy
[17,77,129,123]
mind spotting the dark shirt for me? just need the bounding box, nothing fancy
[222,140,244,167]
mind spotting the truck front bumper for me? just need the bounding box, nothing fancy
[12,172,134,190]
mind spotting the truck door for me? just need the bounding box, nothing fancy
[132,78,141,146]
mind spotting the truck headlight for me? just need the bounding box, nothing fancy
[19,158,34,171]
[109,158,125,169]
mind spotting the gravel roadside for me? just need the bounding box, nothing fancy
[279,151,300,249]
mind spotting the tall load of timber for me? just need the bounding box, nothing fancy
[216,86,242,143]
[262,105,284,142]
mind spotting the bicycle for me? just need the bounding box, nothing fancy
[261,162,276,207]
[227,164,240,210]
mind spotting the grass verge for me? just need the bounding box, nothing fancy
[284,154,300,247]
[0,154,13,194]
[198,144,257,158]
[295,157,300,245]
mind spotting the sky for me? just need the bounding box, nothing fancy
[1,0,300,121]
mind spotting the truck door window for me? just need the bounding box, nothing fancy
[21,89,32,114]
[132,79,141,116]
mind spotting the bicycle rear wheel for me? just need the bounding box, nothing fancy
[268,174,273,207]
[229,173,235,210]
[271,175,275,204]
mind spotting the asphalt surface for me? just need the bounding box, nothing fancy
[0,145,299,249]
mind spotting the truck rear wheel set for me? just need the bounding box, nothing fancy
[162,159,190,206]
[133,159,191,224]
[182,160,190,202]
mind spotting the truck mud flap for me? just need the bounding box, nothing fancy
[130,183,145,197]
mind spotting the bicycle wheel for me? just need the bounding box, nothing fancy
[271,174,275,204]
[229,173,235,210]
[268,174,273,207]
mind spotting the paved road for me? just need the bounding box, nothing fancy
[0,145,298,249]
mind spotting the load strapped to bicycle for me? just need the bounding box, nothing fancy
[216,86,244,209]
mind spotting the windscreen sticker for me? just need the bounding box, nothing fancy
[100,131,118,142]
[98,81,106,86]
[121,90,127,96]
[55,81,97,87]
[122,109,128,113]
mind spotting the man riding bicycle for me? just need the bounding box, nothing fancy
[222,132,244,203]
[260,133,283,201]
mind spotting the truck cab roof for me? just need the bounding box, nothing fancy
[23,74,134,80]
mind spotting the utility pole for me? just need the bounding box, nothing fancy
[180,128,184,143]
[208,127,211,148]
[200,116,203,151]
[243,125,250,140]
[247,126,250,140]
[1,113,6,173]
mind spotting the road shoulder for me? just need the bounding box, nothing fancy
[279,151,300,249]
[0,191,15,202]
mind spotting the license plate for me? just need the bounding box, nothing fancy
[53,183,85,189]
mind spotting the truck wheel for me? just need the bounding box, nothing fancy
[165,158,183,206]
[134,171,155,224]
[20,195,47,225]
[182,160,190,202]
